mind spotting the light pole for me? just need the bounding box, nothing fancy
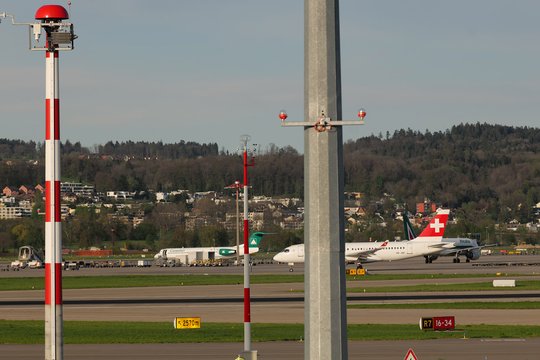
[1,5,76,360]
[240,135,256,360]
[225,180,243,266]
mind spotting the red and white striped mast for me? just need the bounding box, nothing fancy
[0,5,76,360]
[37,5,74,360]
[1,6,75,359]
[44,12,62,360]
[240,135,256,360]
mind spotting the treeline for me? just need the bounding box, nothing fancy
[95,140,219,159]
[1,123,539,222]
[0,139,40,159]
[343,123,540,223]
[0,139,219,160]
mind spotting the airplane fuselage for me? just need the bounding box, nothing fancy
[273,239,447,264]
[155,245,257,262]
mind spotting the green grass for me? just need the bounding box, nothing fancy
[1,320,540,344]
[0,274,305,291]
[346,273,531,281]
[347,280,540,293]
[0,273,535,292]
[348,301,540,310]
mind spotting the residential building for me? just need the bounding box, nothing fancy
[61,182,95,198]
[0,205,32,219]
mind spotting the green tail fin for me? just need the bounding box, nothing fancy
[403,211,417,240]
[248,232,268,248]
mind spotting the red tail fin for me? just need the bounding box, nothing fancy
[417,209,450,238]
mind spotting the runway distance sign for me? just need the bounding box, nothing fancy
[174,317,201,329]
[419,316,455,331]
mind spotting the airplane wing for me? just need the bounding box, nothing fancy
[438,243,497,256]
[428,243,454,249]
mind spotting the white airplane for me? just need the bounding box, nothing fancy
[273,209,452,271]
[402,212,496,263]
[154,232,267,265]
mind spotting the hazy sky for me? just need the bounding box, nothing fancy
[1,1,538,152]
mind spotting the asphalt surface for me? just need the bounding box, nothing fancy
[2,255,540,359]
[2,254,540,277]
[3,339,540,360]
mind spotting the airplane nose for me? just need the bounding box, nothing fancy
[273,253,283,262]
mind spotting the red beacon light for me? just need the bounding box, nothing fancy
[35,5,69,21]
[357,108,366,121]
[279,110,288,121]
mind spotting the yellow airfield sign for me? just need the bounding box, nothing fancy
[174,317,201,329]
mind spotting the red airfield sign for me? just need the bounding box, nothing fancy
[404,348,419,360]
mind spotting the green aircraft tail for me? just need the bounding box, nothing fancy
[248,232,269,248]
[403,211,417,240]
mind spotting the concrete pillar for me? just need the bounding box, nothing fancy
[304,0,348,359]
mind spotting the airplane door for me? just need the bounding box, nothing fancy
[406,244,413,254]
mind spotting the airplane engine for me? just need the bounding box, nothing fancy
[467,248,481,260]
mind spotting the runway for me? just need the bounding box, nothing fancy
[2,255,540,359]
[2,254,540,277]
[2,256,540,325]
[3,339,540,360]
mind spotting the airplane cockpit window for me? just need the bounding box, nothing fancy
[284,249,290,253]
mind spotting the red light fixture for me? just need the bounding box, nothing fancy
[357,108,366,120]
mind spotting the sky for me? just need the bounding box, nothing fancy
[1,1,539,153]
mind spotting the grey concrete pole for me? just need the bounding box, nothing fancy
[304,0,348,359]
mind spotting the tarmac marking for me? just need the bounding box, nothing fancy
[480,338,526,342]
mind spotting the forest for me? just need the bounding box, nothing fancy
[1,123,539,253]
[2,123,539,216]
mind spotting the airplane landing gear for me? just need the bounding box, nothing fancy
[289,267,294,272]
[453,257,461,263]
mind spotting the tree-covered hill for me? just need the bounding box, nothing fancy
[1,123,539,222]
[344,123,540,222]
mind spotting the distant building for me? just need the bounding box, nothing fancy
[106,191,135,200]
[280,216,303,230]
[185,215,217,231]
[2,186,19,197]
[61,182,95,198]
[416,200,438,215]
[155,192,168,202]
[0,196,16,205]
[18,185,35,195]
[0,205,31,219]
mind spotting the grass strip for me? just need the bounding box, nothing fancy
[348,280,540,292]
[0,274,304,291]
[348,301,540,310]
[1,320,540,344]
[0,274,540,292]
[346,273,531,281]
[1,273,534,291]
